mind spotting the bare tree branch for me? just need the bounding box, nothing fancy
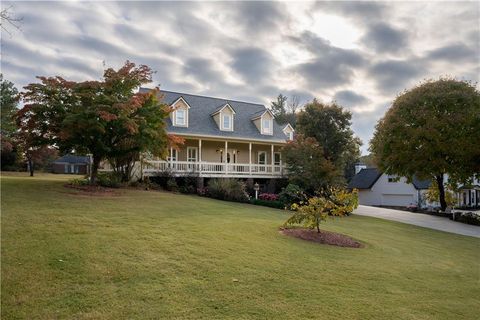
[1,5,23,36]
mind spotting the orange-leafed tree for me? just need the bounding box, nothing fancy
[18,61,173,182]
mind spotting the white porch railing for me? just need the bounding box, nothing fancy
[143,160,286,177]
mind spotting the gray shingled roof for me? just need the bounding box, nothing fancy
[412,177,432,190]
[140,88,290,142]
[54,155,90,164]
[347,168,382,189]
[348,168,432,190]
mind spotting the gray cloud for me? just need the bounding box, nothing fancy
[427,43,478,62]
[1,0,478,156]
[289,32,365,89]
[369,60,425,94]
[313,1,388,22]
[362,22,409,53]
[333,90,370,107]
[229,47,275,84]
[220,1,288,34]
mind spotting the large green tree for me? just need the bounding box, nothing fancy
[18,61,172,182]
[282,135,340,193]
[296,99,362,180]
[370,78,480,210]
[1,74,20,169]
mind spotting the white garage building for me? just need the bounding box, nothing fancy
[347,168,431,208]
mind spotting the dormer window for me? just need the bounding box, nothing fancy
[222,114,232,130]
[175,109,186,126]
[262,118,272,134]
[211,103,235,132]
[170,96,191,127]
[283,123,294,141]
[251,109,274,135]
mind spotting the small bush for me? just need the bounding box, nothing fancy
[258,193,279,201]
[166,178,179,192]
[97,172,122,188]
[69,177,89,186]
[453,211,480,226]
[279,184,307,207]
[250,199,284,209]
[197,187,208,196]
[179,185,196,194]
[207,178,249,202]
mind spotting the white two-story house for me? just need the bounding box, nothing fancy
[141,89,294,182]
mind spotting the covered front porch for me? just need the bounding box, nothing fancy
[144,137,287,178]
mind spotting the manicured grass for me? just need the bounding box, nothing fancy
[1,173,479,319]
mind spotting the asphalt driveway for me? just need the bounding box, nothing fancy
[354,205,480,238]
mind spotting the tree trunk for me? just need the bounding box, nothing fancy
[27,156,34,177]
[90,154,101,184]
[316,217,320,233]
[436,174,447,211]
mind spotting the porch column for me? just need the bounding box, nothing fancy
[249,142,252,174]
[225,140,228,174]
[198,139,202,172]
[170,147,173,169]
[271,144,274,174]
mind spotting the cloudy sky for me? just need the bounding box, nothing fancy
[1,1,479,154]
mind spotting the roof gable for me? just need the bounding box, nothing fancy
[283,123,294,132]
[251,109,274,120]
[211,103,236,116]
[171,96,191,109]
[347,168,382,189]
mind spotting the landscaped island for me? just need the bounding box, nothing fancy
[2,173,479,319]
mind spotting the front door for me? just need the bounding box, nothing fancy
[274,152,281,173]
[187,147,198,170]
[258,151,266,171]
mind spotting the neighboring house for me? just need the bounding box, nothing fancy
[139,89,294,182]
[52,155,90,174]
[347,168,432,208]
[457,177,480,208]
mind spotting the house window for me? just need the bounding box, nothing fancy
[258,151,267,165]
[262,119,272,134]
[168,149,177,162]
[222,114,232,130]
[288,131,293,140]
[175,109,186,126]
[274,152,281,166]
[387,175,397,183]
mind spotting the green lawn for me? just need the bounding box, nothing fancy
[1,174,479,319]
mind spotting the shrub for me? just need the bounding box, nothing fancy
[250,199,284,209]
[278,184,307,207]
[453,211,480,226]
[166,178,179,192]
[97,172,122,188]
[258,193,279,201]
[179,185,196,194]
[207,178,249,202]
[69,177,89,186]
[197,187,208,196]
[283,188,358,232]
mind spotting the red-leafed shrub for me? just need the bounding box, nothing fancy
[258,193,279,201]
[197,187,208,196]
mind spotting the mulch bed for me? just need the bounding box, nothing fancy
[63,184,119,196]
[280,228,363,248]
